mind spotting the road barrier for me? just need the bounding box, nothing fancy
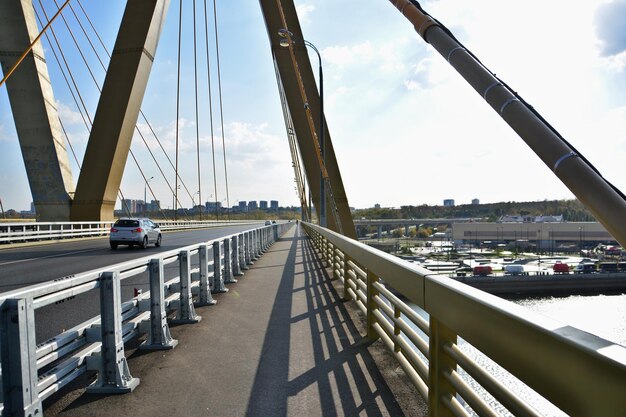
[303,222,626,417]
[0,222,293,416]
[0,220,259,244]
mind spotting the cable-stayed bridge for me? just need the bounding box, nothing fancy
[1,1,625,416]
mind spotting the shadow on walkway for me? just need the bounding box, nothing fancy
[245,226,406,416]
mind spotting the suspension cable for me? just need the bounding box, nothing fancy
[75,0,195,216]
[36,1,92,126]
[0,0,70,88]
[211,0,230,217]
[193,0,203,220]
[174,0,183,220]
[38,1,171,219]
[203,0,219,219]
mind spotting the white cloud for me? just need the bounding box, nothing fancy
[57,101,85,126]
[296,4,315,22]
[0,124,12,142]
[601,50,626,72]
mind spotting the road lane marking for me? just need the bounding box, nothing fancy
[0,248,103,267]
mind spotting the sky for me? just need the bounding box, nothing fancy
[1,0,625,212]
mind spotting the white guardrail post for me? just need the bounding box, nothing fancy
[173,250,201,323]
[86,271,139,393]
[232,235,244,276]
[212,241,227,293]
[244,232,253,266]
[140,259,178,350]
[1,297,42,415]
[198,245,217,306]
[223,238,236,284]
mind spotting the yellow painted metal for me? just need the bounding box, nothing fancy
[259,0,356,238]
[366,269,380,340]
[303,222,626,416]
[71,0,171,221]
[429,317,457,417]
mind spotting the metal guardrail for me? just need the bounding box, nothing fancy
[303,223,626,417]
[0,222,293,416]
[0,220,258,244]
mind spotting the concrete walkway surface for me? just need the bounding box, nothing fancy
[46,225,425,417]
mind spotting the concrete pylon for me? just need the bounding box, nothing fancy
[71,0,170,221]
[0,0,75,221]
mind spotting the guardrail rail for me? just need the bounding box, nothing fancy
[0,222,293,417]
[0,220,258,244]
[303,222,626,417]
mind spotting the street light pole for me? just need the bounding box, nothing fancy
[278,29,326,227]
[144,176,154,217]
[304,40,326,228]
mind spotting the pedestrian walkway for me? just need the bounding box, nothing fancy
[48,225,424,416]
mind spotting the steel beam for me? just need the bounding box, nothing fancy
[0,0,75,221]
[259,0,356,238]
[71,0,170,221]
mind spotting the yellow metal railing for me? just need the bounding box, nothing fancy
[303,223,626,417]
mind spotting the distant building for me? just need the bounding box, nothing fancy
[248,201,258,210]
[121,199,143,215]
[471,198,480,205]
[147,200,160,212]
[238,201,247,212]
[30,202,36,214]
[270,200,279,210]
[443,199,455,207]
[374,203,381,209]
[206,201,222,213]
[499,214,564,223]
[259,200,268,210]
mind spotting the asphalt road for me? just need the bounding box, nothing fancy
[0,222,266,342]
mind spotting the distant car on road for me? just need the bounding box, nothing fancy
[552,262,570,274]
[264,220,272,226]
[504,264,525,275]
[473,265,492,276]
[109,218,161,249]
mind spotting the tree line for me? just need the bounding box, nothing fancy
[353,199,596,222]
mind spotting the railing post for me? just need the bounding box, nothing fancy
[253,229,260,260]
[140,259,178,350]
[342,254,352,301]
[197,245,217,306]
[240,233,250,270]
[0,297,42,416]
[232,235,244,276]
[244,232,253,266]
[428,317,458,417]
[223,238,237,284]
[212,241,228,293]
[172,250,201,323]
[366,270,380,341]
[86,272,140,393]
[393,305,401,354]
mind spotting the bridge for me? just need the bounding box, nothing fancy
[1,1,626,417]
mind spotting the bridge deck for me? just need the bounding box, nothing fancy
[47,225,425,417]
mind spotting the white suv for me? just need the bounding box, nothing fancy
[109,218,162,249]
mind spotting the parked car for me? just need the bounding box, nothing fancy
[473,265,492,276]
[552,262,570,274]
[504,265,525,275]
[109,218,161,249]
[574,262,597,274]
